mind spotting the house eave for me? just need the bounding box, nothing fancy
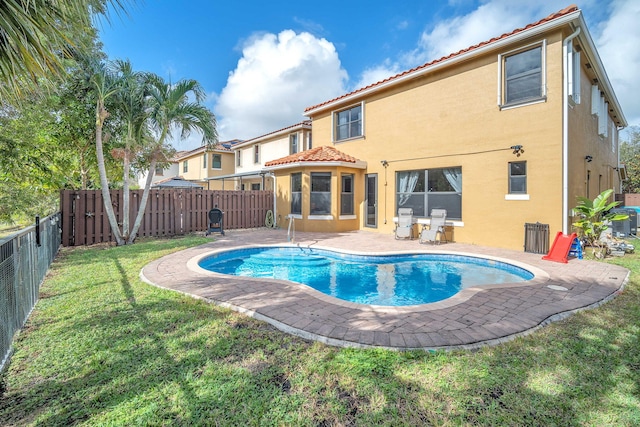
[305,10,583,117]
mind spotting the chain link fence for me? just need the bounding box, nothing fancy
[1,213,61,373]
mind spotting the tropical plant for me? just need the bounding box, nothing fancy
[128,75,217,244]
[88,62,217,245]
[0,0,126,102]
[572,189,629,257]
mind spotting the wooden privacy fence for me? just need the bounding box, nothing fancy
[60,189,273,246]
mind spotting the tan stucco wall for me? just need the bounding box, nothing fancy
[273,166,364,232]
[306,32,572,250]
[179,151,235,190]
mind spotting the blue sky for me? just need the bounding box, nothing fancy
[98,0,640,148]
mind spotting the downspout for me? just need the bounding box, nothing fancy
[562,26,581,234]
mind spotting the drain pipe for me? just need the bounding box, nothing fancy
[562,26,581,234]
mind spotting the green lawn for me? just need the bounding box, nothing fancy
[0,236,638,426]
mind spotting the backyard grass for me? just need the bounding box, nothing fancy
[0,236,638,426]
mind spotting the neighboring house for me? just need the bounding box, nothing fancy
[147,141,240,190]
[264,5,627,250]
[138,150,187,188]
[211,121,312,191]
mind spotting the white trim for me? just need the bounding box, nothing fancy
[505,194,530,200]
[308,215,334,220]
[339,215,356,220]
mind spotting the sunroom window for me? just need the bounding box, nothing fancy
[310,172,331,215]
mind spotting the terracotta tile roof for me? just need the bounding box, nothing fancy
[305,5,579,113]
[265,145,359,167]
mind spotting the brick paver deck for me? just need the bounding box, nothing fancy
[141,229,630,350]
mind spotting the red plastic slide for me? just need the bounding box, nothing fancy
[542,232,578,263]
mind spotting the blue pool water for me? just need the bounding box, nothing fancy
[198,247,534,306]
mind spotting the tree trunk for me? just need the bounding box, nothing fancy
[95,99,125,245]
[128,158,157,244]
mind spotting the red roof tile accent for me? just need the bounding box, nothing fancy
[305,5,579,113]
[265,145,359,167]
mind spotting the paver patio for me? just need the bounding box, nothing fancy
[141,229,630,350]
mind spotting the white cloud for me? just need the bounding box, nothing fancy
[214,30,348,140]
[594,0,640,126]
[352,60,401,90]
[406,0,569,66]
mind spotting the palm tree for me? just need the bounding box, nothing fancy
[0,0,126,101]
[89,59,127,245]
[110,59,148,241]
[128,76,217,243]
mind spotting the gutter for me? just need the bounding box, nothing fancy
[562,26,581,234]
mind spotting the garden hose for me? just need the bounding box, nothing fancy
[265,210,274,228]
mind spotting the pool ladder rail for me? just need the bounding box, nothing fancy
[287,214,295,242]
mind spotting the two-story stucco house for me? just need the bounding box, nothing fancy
[264,5,627,250]
[209,121,313,191]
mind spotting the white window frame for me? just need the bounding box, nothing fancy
[332,102,364,142]
[254,144,260,164]
[507,161,527,196]
[236,151,241,167]
[498,41,547,109]
[203,153,207,169]
[183,161,188,173]
[289,133,299,154]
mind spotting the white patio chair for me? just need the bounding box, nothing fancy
[420,209,447,244]
[395,208,414,239]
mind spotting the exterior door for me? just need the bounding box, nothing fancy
[365,174,377,227]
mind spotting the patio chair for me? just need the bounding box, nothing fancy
[205,207,225,236]
[419,209,447,244]
[395,208,414,239]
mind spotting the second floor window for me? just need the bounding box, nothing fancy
[334,104,362,141]
[503,45,544,105]
[212,154,222,169]
[290,134,299,154]
[155,165,164,176]
[183,161,188,173]
[254,145,260,164]
[203,153,207,168]
[236,151,241,167]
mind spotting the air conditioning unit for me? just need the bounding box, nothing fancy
[611,208,637,237]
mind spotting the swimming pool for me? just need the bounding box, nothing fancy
[197,246,534,306]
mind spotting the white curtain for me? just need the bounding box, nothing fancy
[398,171,420,205]
[443,168,462,193]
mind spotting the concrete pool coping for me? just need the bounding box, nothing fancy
[140,229,631,351]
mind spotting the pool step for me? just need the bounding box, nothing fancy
[249,252,331,267]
